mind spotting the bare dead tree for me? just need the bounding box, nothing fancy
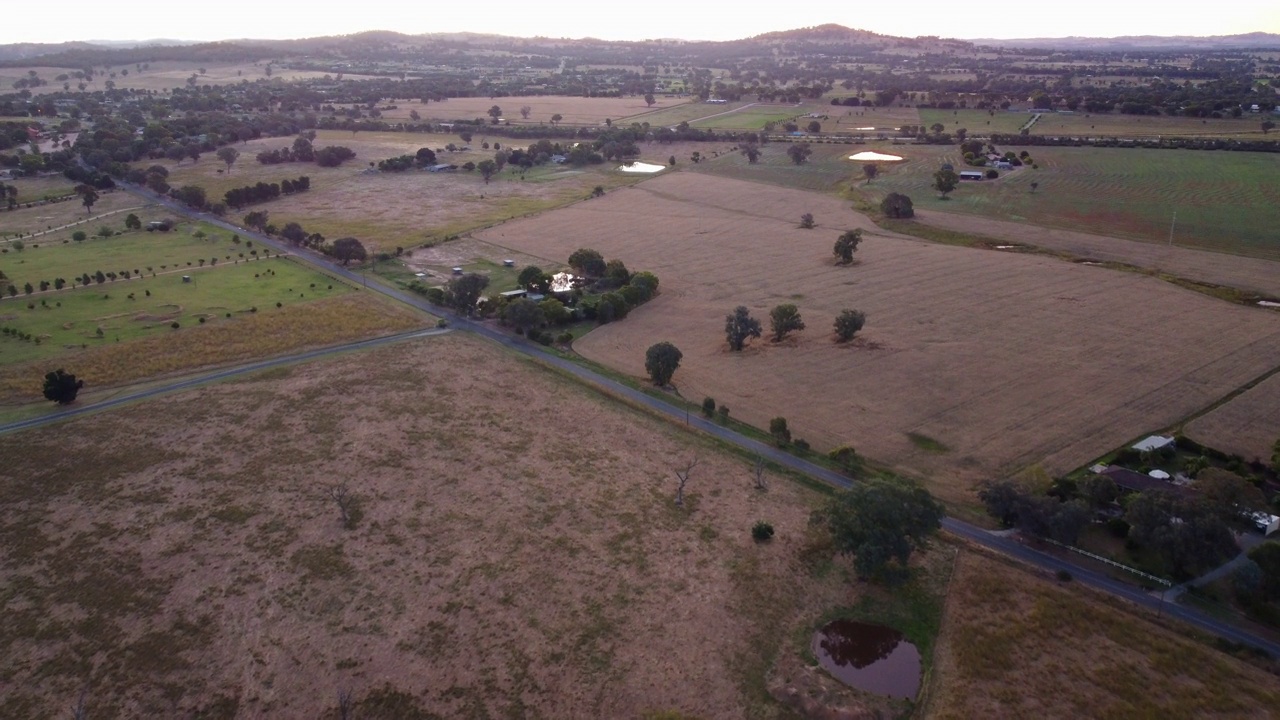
[328,484,355,529]
[337,688,355,720]
[70,689,87,720]
[753,457,768,491]
[674,457,699,507]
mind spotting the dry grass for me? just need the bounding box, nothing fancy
[161,130,628,247]
[0,191,146,238]
[928,550,1280,719]
[1185,371,1280,464]
[0,62,377,94]
[0,292,425,403]
[472,172,1280,507]
[375,96,695,126]
[0,332,841,718]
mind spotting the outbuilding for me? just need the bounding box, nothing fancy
[1131,435,1175,453]
[959,170,985,181]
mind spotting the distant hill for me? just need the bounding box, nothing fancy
[0,41,101,63]
[972,32,1280,50]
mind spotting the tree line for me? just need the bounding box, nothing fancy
[223,176,311,209]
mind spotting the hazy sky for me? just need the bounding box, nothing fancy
[4,1,1278,45]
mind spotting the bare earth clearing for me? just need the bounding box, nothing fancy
[474,172,1280,506]
[912,209,1280,299]
[1185,372,1280,464]
[929,551,1280,719]
[0,333,850,719]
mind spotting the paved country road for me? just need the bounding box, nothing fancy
[6,182,1276,658]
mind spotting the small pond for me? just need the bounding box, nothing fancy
[812,620,921,700]
[848,151,904,162]
[617,161,666,173]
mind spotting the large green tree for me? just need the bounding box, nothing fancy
[814,480,945,581]
[446,273,489,315]
[933,168,959,198]
[504,297,544,334]
[43,369,84,404]
[75,184,98,215]
[724,306,762,351]
[645,342,683,386]
[330,237,367,265]
[833,229,862,264]
[568,248,607,278]
[786,143,812,165]
[769,304,805,341]
[216,146,240,174]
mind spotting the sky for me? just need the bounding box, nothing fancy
[3,1,1278,45]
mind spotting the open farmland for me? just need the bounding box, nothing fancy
[845,145,1280,260]
[1184,371,1280,464]
[689,102,816,130]
[0,175,77,204]
[905,210,1280,299]
[382,95,693,126]
[1030,111,1273,139]
[160,130,632,246]
[688,140,867,193]
[0,332,852,719]
[473,172,1280,507]
[0,62,375,94]
[0,191,147,238]
[918,108,1028,135]
[928,550,1280,719]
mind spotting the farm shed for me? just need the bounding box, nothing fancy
[1249,512,1279,536]
[1132,435,1175,453]
[427,164,457,173]
[959,170,985,181]
[499,289,527,300]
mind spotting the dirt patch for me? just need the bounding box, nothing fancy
[472,172,1280,507]
[0,333,853,718]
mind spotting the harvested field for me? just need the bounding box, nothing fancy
[0,191,145,238]
[378,95,692,126]
[0,291,425,403]
[473,172,1280,507]
[908,210,1280,298]
[928,550,1280,719]
[1185,371,1280,464]
[0,332,847,718]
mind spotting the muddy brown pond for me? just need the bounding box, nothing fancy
[812,620,921,700]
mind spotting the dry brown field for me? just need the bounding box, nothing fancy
[0,332,853,719]
[160,130,629,246]
[0,62,374,94]
[380,96,692,126]
[0,191,146,238]
[910,209,1280,299]
[1184,372,1280,463]
[473,172,1280,506]
[928,550,1280,719]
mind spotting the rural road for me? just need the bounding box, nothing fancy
[11,182,1279,658]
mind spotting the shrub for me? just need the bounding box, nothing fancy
[794,438,810,451]
[985,169,999,179]
[717,404,730,422]
[769,417,791,446]
[170,321,180,329]
[752,521,775,542]
[829,445,859,470]
[701,397,717,418]
[556,332,573,344]
[1106,518,1131,538]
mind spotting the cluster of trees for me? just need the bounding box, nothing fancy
[376,147,438,171]
[724,305,868,350]
[981,465,1268,580]
[564,249,661,325]
[256,136,357,167]
[223,176,311,208]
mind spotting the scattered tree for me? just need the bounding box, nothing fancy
[75,184,98,215]
[673,457,698,507]
[645,341,683,386]
[477,159,497,183]
[741,144,760,163]
[880,192,913,218]
[862,163,878,184]
[813,480,945,582]
[446,273,489,315]
[724,305,762,351]
[328,484,359,530]
[330,237,367,265]
[644,93,656,107]
[550,113,563,126]
[753,457,768,491]
[786,143,812,165]
[769,304,805,341]
[833,309,866,342]
[833,229,862,264]
[1030,182,1039,193]
[769,417,791,446]
[216,146,240,174]
[520,105,532,119]
[752,520,775,542]
[124,213,141,230]
[42,369,84,404]
[933,168,959,198]
[799,213,815,229]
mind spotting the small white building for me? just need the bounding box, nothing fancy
[1249,512,1279,536]
[1131,435,1175,453]
[1148,469,1171,480]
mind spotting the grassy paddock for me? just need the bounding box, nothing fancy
[0,191,147,238]
[689,139,867,193]
[0,291,425,403]
[1,175,78,204]
[854,144,1280,260]
[0,257,350,367]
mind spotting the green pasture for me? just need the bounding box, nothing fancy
[918,108,1028,135]
[690,140,871,193]
[854,144,1280,260]
[691,104,811,130]
[0,221,245,290]
[0,257,349,365]
[1030,112,1269,139]
[3,175,77,203]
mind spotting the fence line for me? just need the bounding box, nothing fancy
[1040,536,1173,587]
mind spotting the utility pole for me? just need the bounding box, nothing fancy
[1168,210,1176,247]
